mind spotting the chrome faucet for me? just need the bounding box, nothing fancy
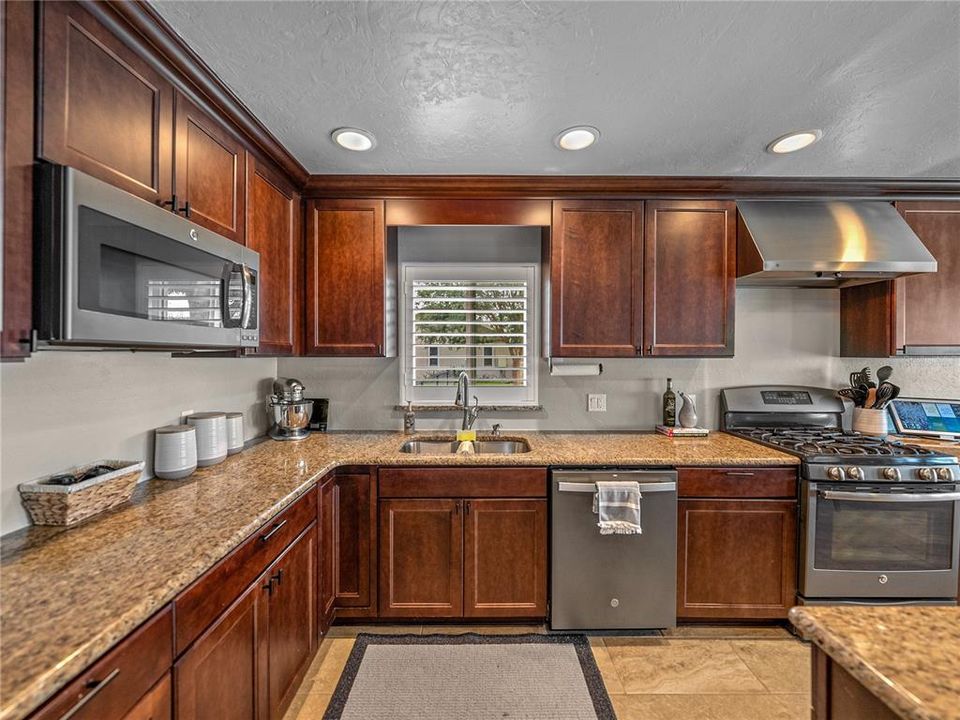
[454,371,481,430]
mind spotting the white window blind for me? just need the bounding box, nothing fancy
[401,264,538,406]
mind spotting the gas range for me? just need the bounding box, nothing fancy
[720,386,959,482]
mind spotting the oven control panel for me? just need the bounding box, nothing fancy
[811,464,957,482]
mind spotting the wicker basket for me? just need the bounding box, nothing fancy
[19,460,144,527]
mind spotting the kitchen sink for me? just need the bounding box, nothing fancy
[399,439,531,455]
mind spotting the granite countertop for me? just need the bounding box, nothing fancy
[789,606,960,720]
[0,431,796,720]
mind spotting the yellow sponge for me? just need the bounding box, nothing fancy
[456,430,477,442]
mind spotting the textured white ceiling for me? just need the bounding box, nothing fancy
[151,1,960,176]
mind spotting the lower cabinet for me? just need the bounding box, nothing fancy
[175,522,316,720]
[379,497,547,619]
[124,675,172,720]
[318,476,337,633]
[330,470,378,617]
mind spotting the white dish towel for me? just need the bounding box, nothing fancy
[592,480,643,535]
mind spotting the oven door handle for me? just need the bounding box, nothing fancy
[819,490,960,503]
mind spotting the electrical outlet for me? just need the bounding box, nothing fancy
[587,394,607,412]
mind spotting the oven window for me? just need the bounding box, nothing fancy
[814,495,955,572]
[77,206,229,327]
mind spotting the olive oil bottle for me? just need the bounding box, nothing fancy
[662,378,677,427]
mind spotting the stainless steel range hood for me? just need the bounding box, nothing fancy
[736,200,937,288]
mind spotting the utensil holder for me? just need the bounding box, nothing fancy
[853,407,889,436]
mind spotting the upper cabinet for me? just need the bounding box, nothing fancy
[644,201,736,356]
[40,1,174,205]
[841,201,960,356]
[549,199,736,358]
[173,91,246,242]
[246,156,302,355]
[304,199,390,356]
[550,200,644,357]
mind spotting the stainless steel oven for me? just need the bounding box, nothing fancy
[36,164,259,350]
[800,481,960,601]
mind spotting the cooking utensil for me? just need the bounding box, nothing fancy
[838,387,867,407]
[877,366,893,383]
[866,387,878,408]
[876,383,900,410]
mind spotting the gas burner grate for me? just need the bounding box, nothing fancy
[731,426,940,458]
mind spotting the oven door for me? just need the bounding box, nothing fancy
[39,164,259,349]
[801,481,960,599]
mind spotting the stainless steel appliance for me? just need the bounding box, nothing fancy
[721,385,960,605]
[551,469,678,630]
[267,378,314,441]
[36,164,259,350]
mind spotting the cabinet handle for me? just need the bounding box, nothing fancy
[259,519,288,543]
[180,201,191,218]
[58,668,120,720]
[465,501,471,515]
[161,195,191,217]
[376,344,382,355]
[453,501,459,515]
[263,580,273,595]
[724,471,756,476]
[272,568,284,587]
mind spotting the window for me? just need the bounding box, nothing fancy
[401,264,538,406]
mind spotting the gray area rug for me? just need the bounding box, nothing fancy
[323,633,615,720]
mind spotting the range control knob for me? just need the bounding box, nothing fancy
[845,466,863,480]
[882,467,901,481]
[936,468,954,481]
[918,467,935,481]
[826,467,843,481]
[878,574,889,585]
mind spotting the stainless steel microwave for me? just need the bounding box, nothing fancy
[36,164,259,350]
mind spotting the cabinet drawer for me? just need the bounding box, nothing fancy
[678,467,797,498]
[174,489,317,654]
[379,468,547,498]
[30,606,172,720]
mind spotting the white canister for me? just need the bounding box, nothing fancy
[853,407,889,436]
[186,412,228,467]
[226,412,244,455]
[154,425,198,480]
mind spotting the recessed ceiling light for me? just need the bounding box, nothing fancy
[332,127,376,152]
[766,130,822,154]
[555,126,600,151]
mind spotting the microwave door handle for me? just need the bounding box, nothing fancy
[820,490,960,503]
[240,265,252,329]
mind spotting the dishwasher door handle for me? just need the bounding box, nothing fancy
[557,481,676,493]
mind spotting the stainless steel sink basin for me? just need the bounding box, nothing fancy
[399,439,531,455]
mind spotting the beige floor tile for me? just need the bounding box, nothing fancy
[420,624,546,635]
[284,692,333,720]
[611,692,809,720]
[297,637,355,695]
[662,624,795,640]
[326,624,421,637]
[588,636,625,695]
[605,638,767,694]
[730,639,812,694]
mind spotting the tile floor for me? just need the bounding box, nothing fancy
[283,624,811,720]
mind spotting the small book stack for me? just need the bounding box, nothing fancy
[656,425,710,437]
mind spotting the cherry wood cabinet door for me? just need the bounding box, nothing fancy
[175,577,269,720]
[305,199,386,356]
[40,1,173,204]
[246,156,302,355]
[643,200,736,356]
[464,499,547,618]
[173,91,246,242]
[123,675,171,720]
[677,499,797,620]
[379,499,463,618]
[266,524,317,720]
[332,471,378,615]
[318,479,336,631]
[550,201,644,357]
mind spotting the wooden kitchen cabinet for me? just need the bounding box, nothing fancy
[304,199,388,356]
[246,155,302,355]
[464,499,547,618]
[550,200,644,357]
[173,91,246,242]
[318,477,337,632]
[644,201,736,356]
[379,499,464,618]
[841,201,960,356]
[330,470,378,616]
[39,1,174,204]
[175,575,267,720]
[677,498,797,620]
[123,675,172,720]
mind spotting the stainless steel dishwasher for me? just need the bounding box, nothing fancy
[551,469,678,630]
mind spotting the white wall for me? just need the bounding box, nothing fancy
[279,287,960,433]
[0,353,276,533]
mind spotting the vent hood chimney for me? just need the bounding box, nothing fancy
[736,201,937,288]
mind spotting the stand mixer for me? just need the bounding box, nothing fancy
[266,378,314,441]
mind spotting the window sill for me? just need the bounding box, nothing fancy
[394,404,544,413]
